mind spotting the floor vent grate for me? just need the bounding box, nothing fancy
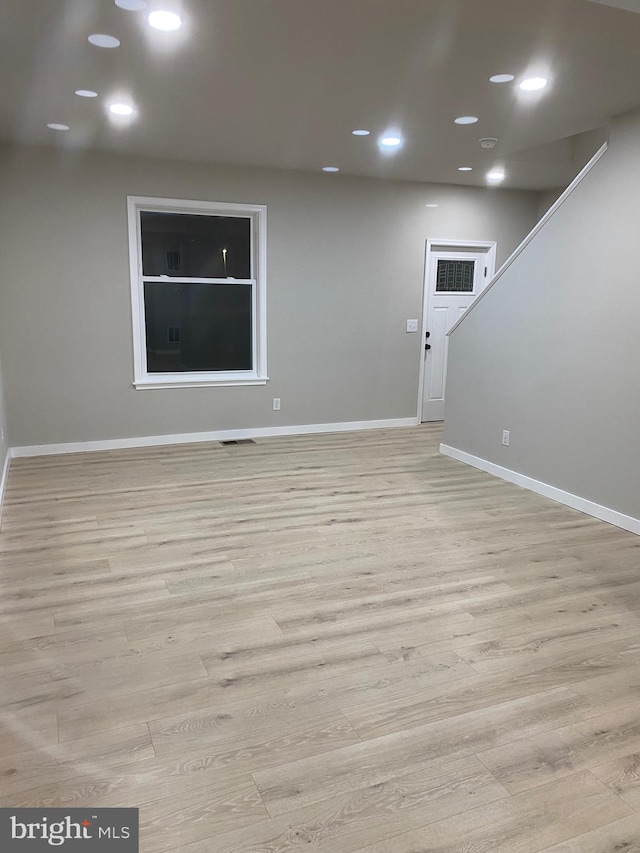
[220,439,256,446]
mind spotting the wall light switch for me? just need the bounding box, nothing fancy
[272,398,281,411]
[406,319,418,333]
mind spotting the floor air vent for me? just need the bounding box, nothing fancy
[220,439,256,446]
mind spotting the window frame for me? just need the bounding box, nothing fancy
[127,195,268,389]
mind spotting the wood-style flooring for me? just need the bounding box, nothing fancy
[2,424,640,852]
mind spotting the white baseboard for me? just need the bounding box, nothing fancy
[10,417,419,459]
[0,450,9,530]
[440,443,640,536]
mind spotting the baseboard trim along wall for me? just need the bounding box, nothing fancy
[440,443,640,536]
[10,417,419,459]
[0,452,9,529]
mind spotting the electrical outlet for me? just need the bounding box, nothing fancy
[272,398,281,411]
[502,429,510,446]
[406,319,418,333]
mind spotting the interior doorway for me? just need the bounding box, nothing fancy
[419,240,496,422]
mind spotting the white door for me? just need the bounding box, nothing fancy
[421,245,495,422]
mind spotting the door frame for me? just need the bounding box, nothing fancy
[416,239,497,422]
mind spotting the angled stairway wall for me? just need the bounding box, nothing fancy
[442,108,640,532]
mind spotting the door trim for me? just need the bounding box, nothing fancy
[417,239,497,423]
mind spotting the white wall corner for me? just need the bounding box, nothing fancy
[440,443,640,536]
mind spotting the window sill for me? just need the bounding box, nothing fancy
[133,376,269,390]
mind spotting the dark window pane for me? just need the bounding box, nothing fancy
[144,282,252,373]
[141,212,251,279]
[435,259,475,292]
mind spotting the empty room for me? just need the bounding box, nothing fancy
[2,0,640,851]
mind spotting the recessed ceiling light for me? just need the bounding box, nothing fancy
[88,34,121,48]
[352,129,370,136]
[379,135,402,148]
[458,166,473,171]
[47,123,70,131]
[487,169,506,182]
[322,166,340,172]
[454,116,479,125]
[109,103,135,116]
[75,89,98,98]
[425,203,440,208]
[148,10,182,30]
[519,77,548,91]
[115,0,147,9]
[490,74,515,83]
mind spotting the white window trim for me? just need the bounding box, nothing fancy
[127,195,268,389]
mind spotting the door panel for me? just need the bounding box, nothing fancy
[421,246,494,422]
[427,306,449,401]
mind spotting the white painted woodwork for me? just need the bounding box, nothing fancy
[421,243,495,422]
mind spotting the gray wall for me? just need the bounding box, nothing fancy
[536,127,610,220]
[0,145,539,447]
[537,188,563,220]
[444,108,640,521]
[0,348,7,476]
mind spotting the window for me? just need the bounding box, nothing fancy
[127,196,267,388]
[435,259,475,293]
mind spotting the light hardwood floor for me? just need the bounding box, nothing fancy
[2,424,640,852]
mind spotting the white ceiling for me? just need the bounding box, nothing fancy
[2,0,640,189]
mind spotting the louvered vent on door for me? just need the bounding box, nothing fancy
[435,259,475,292]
